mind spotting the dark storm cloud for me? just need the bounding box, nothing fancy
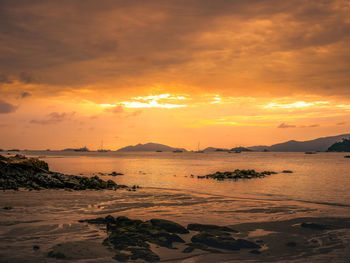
[0,0,349,97]
[0,99,17,113]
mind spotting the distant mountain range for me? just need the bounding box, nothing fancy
[248,133,350,152]
[57,134,350,153]
[116,143,187,152]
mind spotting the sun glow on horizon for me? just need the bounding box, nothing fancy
[99,93,188,109]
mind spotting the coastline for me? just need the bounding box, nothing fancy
[1,153,350,262]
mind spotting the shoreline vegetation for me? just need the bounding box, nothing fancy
[0,154,129,191]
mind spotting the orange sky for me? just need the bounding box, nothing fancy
[0,0,350,150]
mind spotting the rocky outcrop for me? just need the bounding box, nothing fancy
[197,169,277,180]
[0,155,126,191]
[80,215,260,262]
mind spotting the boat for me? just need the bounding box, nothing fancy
[156,150,163,152]
[305,151,316,154]
[173,150,183,153]
[195,142,204,153]
[98,140,110,152]
[74,146,89,152]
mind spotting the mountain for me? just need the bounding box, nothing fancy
[231,147,252,152]
[250,134,350,152]
[203,147,230,152]
[327,138,350,152]
[247,145,269,151]
[116,143,187,152]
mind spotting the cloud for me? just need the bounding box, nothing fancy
[0,99,17,113]
[30,112,75,125]
[0,0,349,98]
[19,72,35,83]
[126,110,142,117]
[0,73,12,84]
[104,105,142,118]
[105,105,124,114]
[278,123,296,128]
[299,124,320,128]
[21,91,31,98]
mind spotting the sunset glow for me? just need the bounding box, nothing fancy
[0,0,350,150]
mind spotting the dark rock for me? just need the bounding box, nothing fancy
[128,247,160,262]
[282,170,293,173]
[47,251,66,259]
[301,222,329,230]
[191,232,260,250]
[0,155,126,191]
[150,219,189,234]
[187,223,238,233]
[3,206,12,210]
[200,169,276,181]
[109,171,123,176]
[33,245,40,250]
[112,251,130,262]
[250,249,261,254]
[286,241,297,247]
[83,215,259,261]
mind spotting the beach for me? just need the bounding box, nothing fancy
[1,151,350,262]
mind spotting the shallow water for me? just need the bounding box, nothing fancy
[1,151,350,262]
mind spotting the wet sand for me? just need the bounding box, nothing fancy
[1,188,350,262]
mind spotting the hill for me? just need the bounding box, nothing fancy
[231,147,252,152]
[249,134,350,152]
[116,143,187,152]
[203,147,230,152]
[327,138,350,152]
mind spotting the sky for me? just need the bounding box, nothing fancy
[0,0,350,150]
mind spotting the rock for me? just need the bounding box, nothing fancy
[250,249,261,254]
[33,245,40,250]
[128,247,160,262]
[191,232,260,250]
[199,169,277,181]
[82,215,260,261]
[112,251,130,262]
[286,241,297,247]
[187,223,238,233]
[48,251,66,259]
[150,219,189,234]
[301,222,329,230]
[2,206,12,210]
[109,171,123,176]
[282,170,293,173]
[0,155,126,191]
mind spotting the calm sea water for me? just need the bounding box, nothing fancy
[1,151,350,262]
[36,151,350,207]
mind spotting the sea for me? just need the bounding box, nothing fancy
[1,151,350,262]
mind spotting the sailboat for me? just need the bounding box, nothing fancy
[97,140,109,152]
[195,142,204,153]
